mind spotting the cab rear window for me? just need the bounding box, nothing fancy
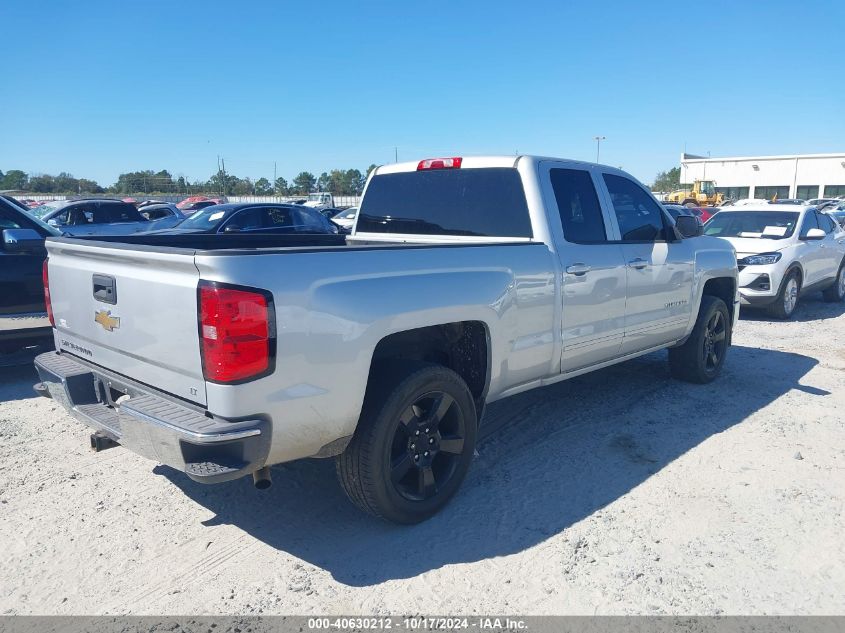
[357,168,533,238]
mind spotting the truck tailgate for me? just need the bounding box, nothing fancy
[45,239,207,405]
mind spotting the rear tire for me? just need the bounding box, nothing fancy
[766,270,801,319]
[336,361,477,524]
[669,295,731,384]
[822,263,845,302]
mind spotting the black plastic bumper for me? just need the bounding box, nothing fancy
[33,351,270,484]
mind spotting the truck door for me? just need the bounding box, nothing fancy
[540,163,627,372]
[0,203,47,317]
[598,172,695,354]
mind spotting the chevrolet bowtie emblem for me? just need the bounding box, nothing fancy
[94,309,121,332]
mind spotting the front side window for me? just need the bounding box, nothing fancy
[603,174,667,241]
[798,211,819,238]
[95,202,144,223]
[225,207,266,231]
[295,209,328,230]
[549,168,606,243]
[65,205,97,225]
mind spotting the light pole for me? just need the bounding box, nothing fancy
[594,136,606,163]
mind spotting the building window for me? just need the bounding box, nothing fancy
[796,186,819,200]
[823,185,845,197]
[716,186,750,201]
[753,185,790,201]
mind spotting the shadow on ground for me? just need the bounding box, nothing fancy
[0,340,50,401]
[158,343,821,586]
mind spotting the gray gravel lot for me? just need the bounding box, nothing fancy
[1,297,843,615]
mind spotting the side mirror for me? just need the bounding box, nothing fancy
[47,218,62,227]
[222,225,241,233]
[675,215,702,239]
[804,228,825,240]
[2,228,44,253]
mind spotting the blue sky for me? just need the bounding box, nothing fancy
[2,0,843,187]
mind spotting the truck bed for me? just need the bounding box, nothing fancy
[63,232,347,251]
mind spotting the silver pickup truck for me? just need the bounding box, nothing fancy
[34,156,739,523]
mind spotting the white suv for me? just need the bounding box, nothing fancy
[704,204,845,318]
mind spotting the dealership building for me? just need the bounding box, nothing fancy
[679,152,845,201]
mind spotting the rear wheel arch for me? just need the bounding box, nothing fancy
[367,321,491,421]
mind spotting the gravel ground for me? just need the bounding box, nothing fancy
[1,297,843,615]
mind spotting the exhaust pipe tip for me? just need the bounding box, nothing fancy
[252,466,272,490]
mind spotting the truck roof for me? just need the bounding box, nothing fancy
[374,155,615,175]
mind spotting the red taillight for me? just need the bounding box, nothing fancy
[417,157,462,171]
[198,282,274,383]
[42,259,54,327]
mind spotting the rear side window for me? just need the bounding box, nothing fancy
[550,168,606,243]
[603,174,667,241]
[357,168,532,237]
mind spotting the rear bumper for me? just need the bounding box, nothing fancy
[33,351,270,484]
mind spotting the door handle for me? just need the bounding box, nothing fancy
[628,258,649,269]
[565,263,591,276]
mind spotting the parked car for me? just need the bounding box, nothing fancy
[826,201,845,227]
[154,203,338,234]
[703,204,845,318]
[806,198,839,208]
[301,192,336,211]
[732,198,771,206]
[137,199,166,209]
[663,204,704,229]
[0,197,59,354]
[176,195,226,211]
[332,206,358,231]
[34,155,739,523]
[179,200,219,213]
[137,203,186,230]
[31,199,152,236]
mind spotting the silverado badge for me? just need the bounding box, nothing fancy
[94,309,121,332]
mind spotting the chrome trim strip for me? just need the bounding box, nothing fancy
[0,312,50,331]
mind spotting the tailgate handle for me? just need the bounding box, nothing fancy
[92,274,117,304]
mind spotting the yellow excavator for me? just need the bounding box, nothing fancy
[665,180,724,207]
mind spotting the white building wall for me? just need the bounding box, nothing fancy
[679,153,845,199]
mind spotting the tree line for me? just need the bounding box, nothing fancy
[651,167,681,191]
[0,165,379,196]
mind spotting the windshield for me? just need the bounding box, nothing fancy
[334,208,357,219]
[29,204,60,219]
[704,211,799,239]
[177,205,232,230]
